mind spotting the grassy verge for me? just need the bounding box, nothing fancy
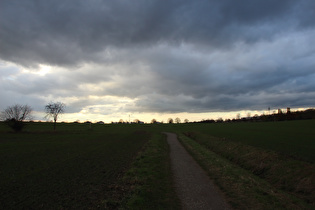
[121,132,181,209]
[177,133,313,209]
[183,131,315,206]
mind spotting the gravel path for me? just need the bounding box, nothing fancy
[164,132,231,210]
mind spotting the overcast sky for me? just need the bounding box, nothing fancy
[1,0,315,122]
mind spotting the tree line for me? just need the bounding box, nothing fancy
[196,108,315,124]
[0,102,65,132]
[2,103,314,132]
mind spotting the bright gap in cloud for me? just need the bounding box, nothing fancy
[37,64,52,76]
[20,64,52,76]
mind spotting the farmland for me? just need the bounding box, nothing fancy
[0,123,153,209]
[0,120,314,209]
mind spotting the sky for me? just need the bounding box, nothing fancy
[1,0,315,123]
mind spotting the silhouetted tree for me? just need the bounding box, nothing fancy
[168,118,173,124]
[184,119,189,123]
[1,104,32,132]
[216,117,223,123]
[175,117,181,123]
[45,102,65,130]
[151,119,157,124]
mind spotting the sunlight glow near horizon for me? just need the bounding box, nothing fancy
[33,107,310,124]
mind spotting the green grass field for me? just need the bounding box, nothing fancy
[173,120,315,162]
[0,120,314,209]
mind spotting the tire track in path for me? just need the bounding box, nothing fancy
[164,132,231,210]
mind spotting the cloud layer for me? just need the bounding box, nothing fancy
[1,0,315,121]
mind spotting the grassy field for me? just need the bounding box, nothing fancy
[172,120,315,162]
[0,120,314,209]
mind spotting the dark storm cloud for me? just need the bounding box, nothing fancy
[1,0,313,66]
[1,0,315,115]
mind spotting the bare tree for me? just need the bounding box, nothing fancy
[168,118,173,124]
[184,119,189,123]
[1,104,32,132]
[175,117,181,124]
[45,102,65,130]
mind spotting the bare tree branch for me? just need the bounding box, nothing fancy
[45,102,65,130]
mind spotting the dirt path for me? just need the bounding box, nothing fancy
[164,132,231,210]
